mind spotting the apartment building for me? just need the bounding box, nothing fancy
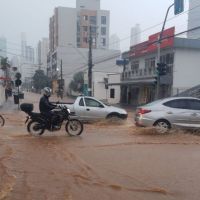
[48,0,116,95]
[37,38,49,74]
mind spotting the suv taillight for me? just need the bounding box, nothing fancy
[137,108,151,115]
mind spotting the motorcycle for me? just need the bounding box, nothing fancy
[20,103,83,136]
[0,114,5,127]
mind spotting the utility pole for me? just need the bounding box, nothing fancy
[155,3,174,100]
[88,25,93,97]
[60,59,63,99]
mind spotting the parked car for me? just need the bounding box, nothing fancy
[58,96,128,121]
[135,97,200,133]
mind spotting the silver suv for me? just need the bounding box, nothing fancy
[135,97,200,133]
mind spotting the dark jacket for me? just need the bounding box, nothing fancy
[39,95,55,113]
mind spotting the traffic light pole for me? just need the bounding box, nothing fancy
[88,26,93,97]
[156,3,174,100]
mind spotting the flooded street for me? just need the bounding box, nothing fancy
[1,93,200,200]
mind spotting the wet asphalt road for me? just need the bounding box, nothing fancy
[1,93,200,200]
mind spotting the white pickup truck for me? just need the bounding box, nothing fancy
[59,96,128,121]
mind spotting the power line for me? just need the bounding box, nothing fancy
[64,26,200,76]
[108,1,200,48]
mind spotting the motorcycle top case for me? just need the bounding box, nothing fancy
[20,103,34,113]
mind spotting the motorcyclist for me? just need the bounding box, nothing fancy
[39,87,57,128]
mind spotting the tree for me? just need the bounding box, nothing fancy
[32,70,51,92]
[69,71,84,93]
[0,57,10,71]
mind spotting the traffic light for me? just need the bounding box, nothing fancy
[15,72,22,87]
[15,79,22,87]
[157,63,167,76]
[174,0,184,15]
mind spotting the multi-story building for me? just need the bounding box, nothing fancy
[116,27,200,106]
[37,38,49,73]
[20,33,35,82]
[49,0,109,51]
[0,36,7,58]
[130,24,141,46]
[188,0,200,39]
[48,0,116,96]
[109,34,120,50]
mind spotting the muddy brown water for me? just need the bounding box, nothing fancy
[1,93,200,199]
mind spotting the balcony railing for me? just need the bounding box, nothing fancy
[121,68,157,81]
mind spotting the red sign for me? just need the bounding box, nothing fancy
[129,27,175,58]
[147,27,175,53]
[129,41,149,57]
[0,77,10,80]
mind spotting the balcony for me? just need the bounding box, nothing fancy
[121,68,157,81]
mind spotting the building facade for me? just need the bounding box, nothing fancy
[118,27,200,106]
[188,0,200,39]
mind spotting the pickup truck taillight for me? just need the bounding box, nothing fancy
[136,108,151,115]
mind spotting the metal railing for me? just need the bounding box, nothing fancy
[121,68,157,81]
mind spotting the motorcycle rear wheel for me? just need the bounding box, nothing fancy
[27,120,45,136]
[65,119,83,136]
[0,115,5,127]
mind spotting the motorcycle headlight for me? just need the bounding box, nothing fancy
[67,108,71,114]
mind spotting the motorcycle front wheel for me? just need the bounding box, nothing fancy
[0,115,5,127]
[27,120,45,136]
[65,119,83,136]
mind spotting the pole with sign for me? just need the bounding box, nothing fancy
[174,0,184,15]
[156,1,184,99]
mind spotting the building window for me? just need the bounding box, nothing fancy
[83,15,88,21]
[83,37,88,43]
[101,16,106,25]
[131,60,139,71]
[91,26,97,34]
[90,16,96,25]
[101,27,106,35]
[101,38,106,46]
[83,26,88,32]
[110,89,115,99]
[145,57,155,70]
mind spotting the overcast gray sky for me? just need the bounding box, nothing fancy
[0,0,188,54]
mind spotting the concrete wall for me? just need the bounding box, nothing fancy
[107,74,121,104]
[56,46,120,93]
[58,7,77,48]
[93,72,121,104]
[188,0,200,39]
[173,48,200,94]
